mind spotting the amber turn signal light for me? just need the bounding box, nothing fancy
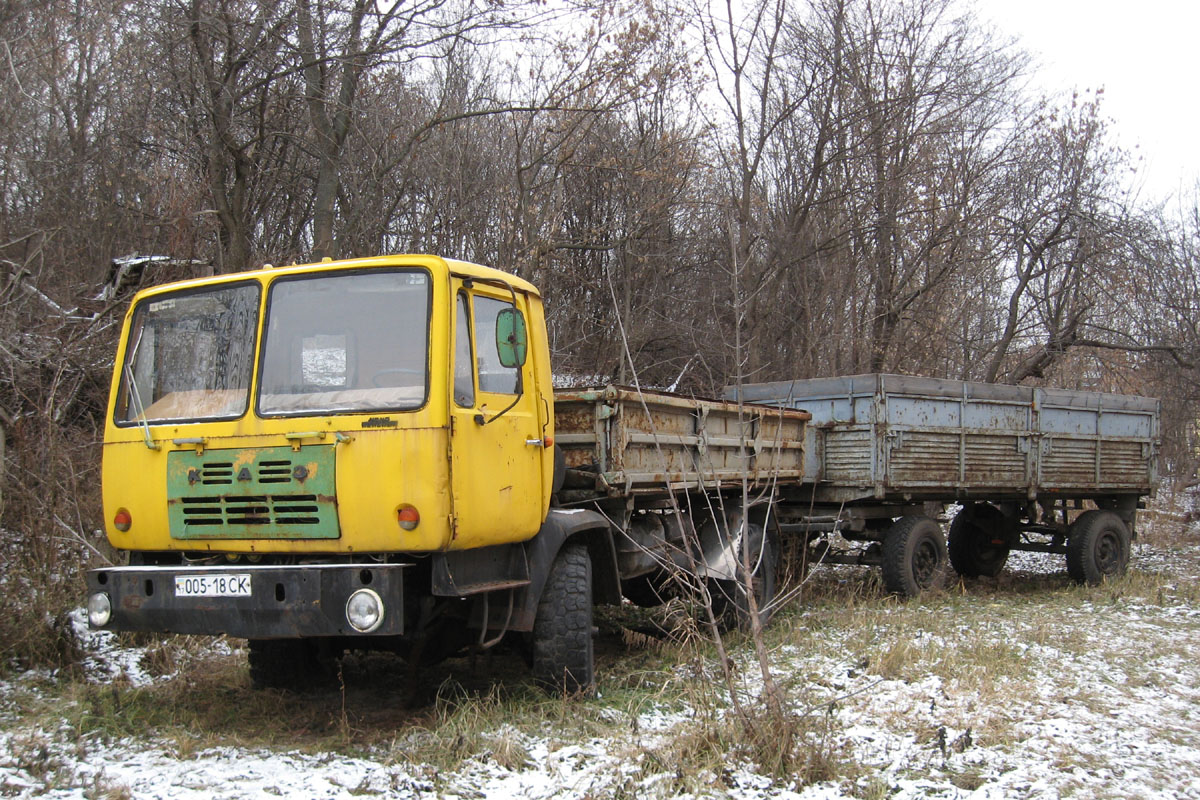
[397,506,420,531]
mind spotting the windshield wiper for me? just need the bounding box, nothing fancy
[123,328,160,450]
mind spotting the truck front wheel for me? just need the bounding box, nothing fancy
[532,542,595,694]
[881,516,949,597]
[1066,510,1130,585]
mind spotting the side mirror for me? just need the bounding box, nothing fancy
[495,308,528,368]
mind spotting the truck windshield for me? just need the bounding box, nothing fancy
[258,270,430,415]
[115,283,260,425]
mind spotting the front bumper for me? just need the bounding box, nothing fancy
[85,563,406,638]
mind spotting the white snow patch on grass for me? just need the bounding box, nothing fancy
[3,538,1200,799]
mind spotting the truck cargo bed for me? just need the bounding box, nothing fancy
[554,386,809,501]
[725,374,1159,504]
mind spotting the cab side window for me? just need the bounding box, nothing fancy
[474,295,520,394]
[453,291,475,407]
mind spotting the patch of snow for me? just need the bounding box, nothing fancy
[3,539,1199,799]
[67,608,155,687]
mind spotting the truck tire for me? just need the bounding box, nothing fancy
[247,639,331,691]
[713,523,779,630]
[1066,510,1130,585]
[532,542,594,694]
[947,504,1011,578]
[881,516,948,597]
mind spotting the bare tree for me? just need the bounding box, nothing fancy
[294,0,525,259]
[830,0,1023,373]
[153,0,304,271]
[984,93,1131,383]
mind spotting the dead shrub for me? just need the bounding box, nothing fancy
[1,416,113,675]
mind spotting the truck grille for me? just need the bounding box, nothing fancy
[167,445,339,540]
[179,494,322,527]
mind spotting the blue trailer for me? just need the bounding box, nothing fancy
[725,374,1159,595]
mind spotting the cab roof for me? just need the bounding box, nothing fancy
[131,254,541,300]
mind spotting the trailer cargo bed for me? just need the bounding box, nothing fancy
[554,386,809,501]
[725,374,1159,505]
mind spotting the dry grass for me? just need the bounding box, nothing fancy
[4,731,133,799]
[760,517,1199,769]
[0,417,115,677]
[612,699,855,795]
[0,529,90,675]
[1137,486,1200,546]
[3,491,1198,798]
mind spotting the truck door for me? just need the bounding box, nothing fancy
[448,285,546,549]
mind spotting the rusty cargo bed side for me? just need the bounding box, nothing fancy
[725,374,1160,504]
[554,386,810,501]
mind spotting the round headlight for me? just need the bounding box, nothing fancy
[88,592,112,628]
[345,588,384,633]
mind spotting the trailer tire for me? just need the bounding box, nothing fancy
[948,504,1011,578]
[881,516,948,597]
[247,639,332,691]
[532,542,594,694]
[1066,510,1130,585]
[713,524,779,629]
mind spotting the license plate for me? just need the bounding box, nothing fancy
[174,574,252,597]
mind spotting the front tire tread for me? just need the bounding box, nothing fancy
[532,543,595,694]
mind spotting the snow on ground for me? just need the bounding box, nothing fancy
[2,539,1199,799]
[67,609,156,688]
[830,598,1200,800]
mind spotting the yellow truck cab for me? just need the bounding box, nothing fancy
[86,255,618,692]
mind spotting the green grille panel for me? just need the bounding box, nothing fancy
[167,445,339,539]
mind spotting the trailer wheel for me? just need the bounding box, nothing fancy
[714,523,779,629]
[881,516,948,597]
[947,504,1011,578]
[247,639,332,691]
[532,542,594,694]
[1066,510,1130,585]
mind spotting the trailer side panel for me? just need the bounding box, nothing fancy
[725,374,1159,504]
[555,386,809,500]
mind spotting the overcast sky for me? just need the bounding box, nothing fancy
[974,0,1199,206]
